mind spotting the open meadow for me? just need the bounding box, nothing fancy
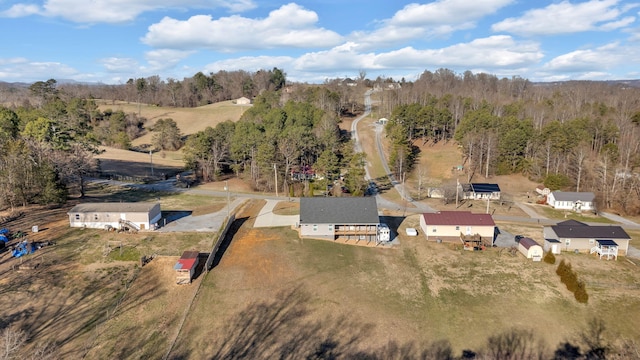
[95,100,249,178]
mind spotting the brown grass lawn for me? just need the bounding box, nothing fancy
[161,200,640,359]
[2,200,640,358]
[0,203,213,359]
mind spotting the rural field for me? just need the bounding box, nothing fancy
[2,102,639,359]
[95,100,249,178]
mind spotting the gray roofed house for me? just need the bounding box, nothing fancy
[546,191,595,212]
[543,220,630,258]
[67,202,162,231]
[299,197,381,243]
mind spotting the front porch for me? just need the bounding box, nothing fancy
[590,239,619,260]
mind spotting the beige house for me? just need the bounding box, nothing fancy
[67,202,162,231]
[419,211,496,248]
[543,220,631,259]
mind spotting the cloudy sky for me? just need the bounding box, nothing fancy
[1,0,639,84]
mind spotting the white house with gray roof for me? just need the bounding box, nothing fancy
[546,191,595,212]
[68,202,161,231]
[299,197,381,243]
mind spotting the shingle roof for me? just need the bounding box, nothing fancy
[422,211,496,226]
[519,237,541,250]
[68,202,159,214]
[299,197,379,224]
[550,222,630,239]
[550,191,595,202]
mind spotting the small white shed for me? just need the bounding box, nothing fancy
[518,237,543,261]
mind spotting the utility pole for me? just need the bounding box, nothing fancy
[273,163,278,197]
[455,178,459,208]
[486,196,490,214]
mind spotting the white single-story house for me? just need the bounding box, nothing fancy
[419,211,496,248]
[299,197,381,243]
[460,183,501,200]
[546,191,595,212]
[518,237,543,261]
[67,202,162,231]
[543,220,630,259]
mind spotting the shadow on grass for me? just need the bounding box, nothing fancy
[210,216,248,269]
[168,287,460,360]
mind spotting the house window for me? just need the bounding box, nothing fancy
[94,214,98,220]
[455,226,460,231]
[565,239,571,246]
[328,225,333,231]
[589,239,595,244]
[75,214,80,220]
[432,227,437,233]
[313,225,318,232]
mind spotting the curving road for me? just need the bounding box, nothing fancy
[351,90,435,213]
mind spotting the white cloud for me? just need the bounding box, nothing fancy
[0,4,40,17]
[145,49,195,72]
[0,0,256,23]
[99,57,141,73]
[389,0,514,26]
[204,55,295,74]
[492,0,636,35]
[142,3,342,51]
[0,58,78,82]
[351,0,514,48]
[374,36,543,69]
[542,42,630,72]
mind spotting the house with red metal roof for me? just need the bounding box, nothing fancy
[419,211,496,249]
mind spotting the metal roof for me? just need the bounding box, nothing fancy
[174,258,197,270]
[68,202,159,214]
[470,183,501,193]
[550,191,595,202]
[519,237,541,250]
[550,222,630,239]
[299,197,379,224]
[596,239,618,246]
[422,211,496,226]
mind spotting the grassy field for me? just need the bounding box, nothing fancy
[95,100,249,177]
[155,201,640,359]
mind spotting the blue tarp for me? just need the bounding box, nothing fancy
[0,228,9,235]
[0,235,8,243]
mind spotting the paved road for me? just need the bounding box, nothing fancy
[352,90,436,214]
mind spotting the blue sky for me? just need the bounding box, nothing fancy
[1,0,639,84]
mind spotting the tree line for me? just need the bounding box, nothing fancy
[379,69,640,215]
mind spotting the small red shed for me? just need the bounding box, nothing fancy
[174,250,199,284]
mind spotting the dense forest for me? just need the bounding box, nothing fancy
[1,67,640,214]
